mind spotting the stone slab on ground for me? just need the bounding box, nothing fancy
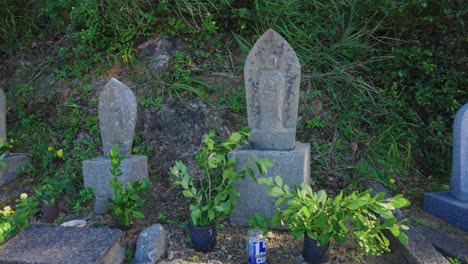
[386,225,449,264]
[133,224,168,264]
[423,192,468,231]
[229,143,310,225]
[415,226,468,264]
[0,153,29,184]
[0,224,124,264]
[83,155,148,198]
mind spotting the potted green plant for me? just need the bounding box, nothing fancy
[258,176,410,263]
[35,175,67,223]
[170,129,270,252]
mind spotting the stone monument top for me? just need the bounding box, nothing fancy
[451,103,468,201]
[245,29,301,150]
[98,78,137,157]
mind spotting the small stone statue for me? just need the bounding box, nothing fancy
[245,29,301,150]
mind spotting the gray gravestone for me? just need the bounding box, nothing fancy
[0,88,29,185]
[99,78,137,157]
[230,29,310,225]
[424,103,468,231]
[245,29,301,150]
[83,78,148,214]
[451,103,468,201]
[0,224,125,264]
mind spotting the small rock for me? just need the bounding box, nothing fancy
[167,250,174,260]
[133,224,168,264]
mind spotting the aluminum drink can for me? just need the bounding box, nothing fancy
[247,229,266,264]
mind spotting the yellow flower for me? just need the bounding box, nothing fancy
[241,24,247,30]
[57,149,63,158]
[211,21,216,25]
[20,193,28,200]
[48,146,53,152]
[3,206,13,216]
[389,178,396,184]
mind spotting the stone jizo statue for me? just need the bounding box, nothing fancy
[245,29,301,150]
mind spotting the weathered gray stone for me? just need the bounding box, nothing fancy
[94,194,110,215]
[424,192,468,231]
[415,226,468,264]
[143,100,229,175]
[244,29,301,150]
[451,103,468,201]
[0,88,6,144]
[133,224,168,264]
[424,103,468,231]
[83,155,148,214]
[99,78,137,157]
[0,153,29,184]
[229,143,310,225]
[385,225,450,264]
[0,224,125,264]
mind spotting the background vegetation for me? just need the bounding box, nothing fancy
[0,0,466,206]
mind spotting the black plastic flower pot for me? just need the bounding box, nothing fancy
[190,224,217,253]
[42,203,59,224]
[302,235,330,264]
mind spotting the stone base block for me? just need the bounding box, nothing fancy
[248,128,295,150]
[83,155,148,214]
[0,153,29,185]
[0,224,124,264]
[229,143,310,225]
[424,192,468,231]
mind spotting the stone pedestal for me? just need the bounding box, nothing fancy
[0,153,29,185]
[83,155,148,214]
[248,128,295,150]
[0,224,125,264]
[423,192,468,231]
[229,143,310,225]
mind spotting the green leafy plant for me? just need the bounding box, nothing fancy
[72,187,94,212]
[247,213,270,234]
[108,144,151,226]
[0,193,39,244]
[35,175,68,205]
[170,129,271,227]
[258,176,410,256]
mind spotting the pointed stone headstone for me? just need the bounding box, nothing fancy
[451,103,468,201]
[84,78,148,214]
[424,103,468,231]
[230,29,310,225]
[99,78,137,157]
[245,29,301,150]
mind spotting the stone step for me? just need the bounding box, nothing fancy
[0,224,124,264]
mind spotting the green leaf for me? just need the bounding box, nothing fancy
[182,190,194,198]
[398,232,408,245]
[133,211,144,219]
[269,186,284,197]
[257,177,272,186]
[275,196,286,207]
[229,132,242,143]
[319,233,331,246]
[191,208,201,226]
[274,176,283,187]
[346,198,368,210]
[387,225,401,237]
[389,195,411,208]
